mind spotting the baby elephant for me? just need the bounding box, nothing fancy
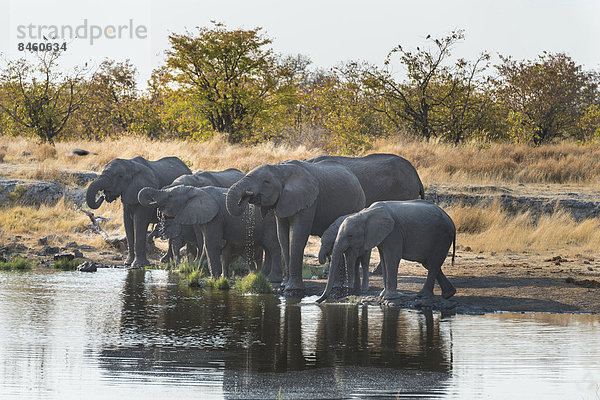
[138,185,282,281]
[317,200,456,303]
[319,214,371,293]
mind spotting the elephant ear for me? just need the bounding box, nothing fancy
[175,189,220,226]
[123,162,160,205]
[363,205,395,250]
[275,165,319,218]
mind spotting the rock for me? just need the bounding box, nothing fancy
[53,253,74,261]
[588,267,594,271]
[38,237,48,246]
[77,261,98,272]
[584,260,591,265]
[0,179,86,207]
[106,235,128,251]
[73,249,84,258]
[65,242,78,248]
[112,254,123,261]
[77,245,95,250]
[22,151,32,156]
[39,245,60,255]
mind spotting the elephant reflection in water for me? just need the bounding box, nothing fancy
[315,306,450,372]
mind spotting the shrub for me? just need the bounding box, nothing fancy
[237,272,273,294]
[0,255,35,270]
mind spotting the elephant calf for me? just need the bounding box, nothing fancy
[317,200,456,303]
[319,214,371,293]
[138,185,282,281]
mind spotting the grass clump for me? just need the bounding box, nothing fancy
[0,255,35,270]
[53,258,82,271]
[205,276,230,290]
[237,272,273,294]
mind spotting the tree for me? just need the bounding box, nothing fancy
[75,59,138,139]
[495,52,599,144]
[0,51,89,144]
[162,22,288,143]
[360,30,491,142]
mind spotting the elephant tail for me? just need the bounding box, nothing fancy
[451,231,456,267]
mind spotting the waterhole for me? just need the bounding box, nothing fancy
[0,269,598,399]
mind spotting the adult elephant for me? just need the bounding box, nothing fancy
[86,156,191,267]
[309,153,424,277]
[226,160,366,295]
[159,168,244,263]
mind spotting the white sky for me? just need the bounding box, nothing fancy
[1,0,599,89]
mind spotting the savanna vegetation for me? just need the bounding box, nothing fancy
[0,23,598,261]
[0,23,598,152]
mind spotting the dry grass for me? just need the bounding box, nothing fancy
[0,135,598,257]
[447,202,600,255]
[0,197,123,250]
[372,139,600,186]
[1,136,598,186]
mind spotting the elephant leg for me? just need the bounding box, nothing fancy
[123,206,135,265]
[172,236,185,263]
[132,207,151,267]
[200,224,223,277]
[371,262,383,275]
[276,218,291,283]
[418,265,438,298]
[160,238,174,264]
[351,257,361,293]
[285,214,312,292]
[436,270,456,299]
[261,246,272,277]
[360,250,370,293]
[221,245,234,278]
[266,242,283,284]
[380,246,401,300]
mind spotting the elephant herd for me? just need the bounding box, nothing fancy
[86,153,457,301]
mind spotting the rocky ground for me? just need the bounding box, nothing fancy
[1,162,599,314]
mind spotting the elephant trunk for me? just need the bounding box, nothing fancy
[86,176,109,209]
[138,187,161,207]
[318,243,331,265]
[226,177,252,216]
[316,240,346,303]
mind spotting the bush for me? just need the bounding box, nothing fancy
[237,272,273,294]
[0,255,35,270]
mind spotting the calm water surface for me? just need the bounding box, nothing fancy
[0,269,598,399]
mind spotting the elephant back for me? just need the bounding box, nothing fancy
[147,157,192,187]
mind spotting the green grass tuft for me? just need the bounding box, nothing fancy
[237,272,273,294]
[205,276,230,290]
[0,255,35,271]
[53,258,82,271]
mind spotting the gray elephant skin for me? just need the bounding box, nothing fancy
[160,218,198,263]
[309,153,424,281]
[159,168,244,263]
[86,156,191,267]
[139,185,283,281]
[319,214,371,293]
[226,160,366,294]
[317,200,456,303]
[306,153,424,204]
